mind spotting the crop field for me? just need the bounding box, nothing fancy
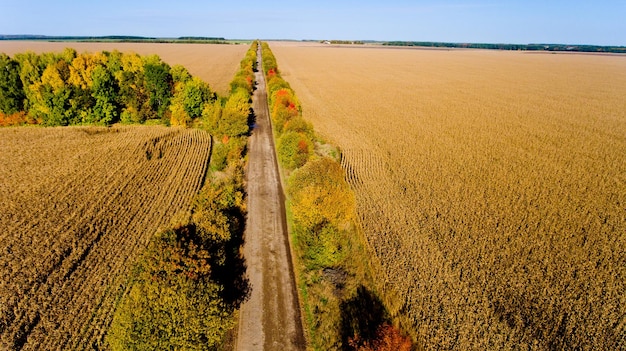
[271,42,626,349]
[0,126,212,349]
[0,41,248,95]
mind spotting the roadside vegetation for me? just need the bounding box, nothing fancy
[261,42,413,351]
[106,41,257,350]
[0,42,258,350]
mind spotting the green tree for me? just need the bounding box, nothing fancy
[103,50,123,77]
[0,54,25,114]
[90,65,119,125]
[183,77,213,119]
[144,58,173,119]
[277,131,313,170]
[170,77,213,126]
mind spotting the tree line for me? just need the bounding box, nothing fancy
[0,35,229,44]
[261,42,412,351]
[0,47,253,129]
[384,41,626,53]
[105,42,257,350]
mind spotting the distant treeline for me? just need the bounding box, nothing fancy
[320,40,365,45]
[384,41,626,53]
[0,35,229,44]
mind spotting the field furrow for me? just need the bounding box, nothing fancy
[0,126,212,350]
[271,42,626,350]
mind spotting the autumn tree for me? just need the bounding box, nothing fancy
[283,116,314,139]
[220,89,250,137]
[261,42,278,75]
[349,324,413,351]
[118,53,150,123]
[14,52,46,117]
[288,157,355,268]
[229,51,255,95]
[170,77,214,126]
[171,64,192,84]
[68,52,108,90]
[270,88,300,134]
[1,50,230,127]
[107,226,234,350]
[277,131,313,171]
[193,168,246,244]
[288,157,354,228]
[30,60,73,125]
[201,100,222,134]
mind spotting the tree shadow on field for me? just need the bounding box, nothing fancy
[340,285,390,350]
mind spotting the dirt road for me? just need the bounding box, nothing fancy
[236,46,306,351]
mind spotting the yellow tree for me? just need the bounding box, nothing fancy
[220,89,250,137]
[118,53,149,123]
[30,60,73,125]
[287,157,355,267]
[288,157,355,230]
[68,52,107,90]
[170,77,213,127]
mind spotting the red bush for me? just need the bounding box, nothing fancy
[0,111,37,127]
[349,324,413,351]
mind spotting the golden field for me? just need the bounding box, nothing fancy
[0,41,248,95]
[0,126,211,349]
[271,42,626,349]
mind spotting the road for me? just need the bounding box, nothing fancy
[236,45,306,351]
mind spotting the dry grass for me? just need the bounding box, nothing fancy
[0,126,212,350]
[0,41,248,95]
[271,42,626,349]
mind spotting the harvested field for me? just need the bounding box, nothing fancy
[271,42,626,349]
[0,41,248,95]
[0,126,212,350]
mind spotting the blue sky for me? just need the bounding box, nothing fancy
[1,1,625,45]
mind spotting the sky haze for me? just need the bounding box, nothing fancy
[1,1,624,45]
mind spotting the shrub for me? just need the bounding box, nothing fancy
[284,116,314,139]
[288,157,354,231]
[220,89,250,137]
[107,227,234,350]
[277,131,313,171]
